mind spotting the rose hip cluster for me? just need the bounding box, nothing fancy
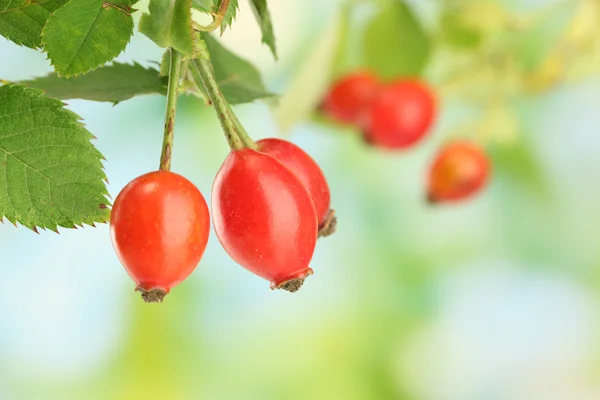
[321,71,490,204]
[110,139,333,302]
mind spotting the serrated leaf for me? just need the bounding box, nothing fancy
[139,0,194,56]
[41,0,134,77]
[21,63,167,104]
[218,0,238,34]
[248,0,277,58]
[0,85,110,231]
[192,0,213,13]
[362,2,431,79]
[0,0,68,48]
[196,33,273,104]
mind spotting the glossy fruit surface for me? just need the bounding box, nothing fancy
[363,79,436,149]
[321,71,380,125]
[110,171,210,302]
[212,148,318,292]
[257,138,331,226]
[427,141,490,203]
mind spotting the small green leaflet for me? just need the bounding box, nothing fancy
[194,33,272,104]
[139,0,195,57]
[248,0,277,58]
[0,0,68,48]
[192,0,214,13]
[41,0,134,77]
[21,63,167,104]
[218,0,238,34]
[0,85,110,232]
[362,2,431,79]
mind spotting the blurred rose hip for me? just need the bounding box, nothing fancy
[427,141,490,203]
[363,79,436,150]
[321,71,380,125]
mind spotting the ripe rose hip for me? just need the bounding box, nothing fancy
[110,171,210,302]
[363,79,436,149]
[321,71,380,125]
[257,138,336,237]
[427,141,490,203]
[212,148,318,292]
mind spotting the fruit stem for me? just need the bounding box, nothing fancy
[193,0,230,32]
[159,48,183,171]
[192,42,257,151]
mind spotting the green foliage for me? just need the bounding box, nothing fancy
[273,16,342,133]
[218,0,238,34]
[362,1,431,79]
[248,0,277,58]
[193,33,272,104]
[0,0,68,48]
[0,85,110,232]
[21,63,167,104]
[440,11,482,50]
[41,0,134,77]
[517,2,578,72]
[192,0,213,13]
[139,0,195,57]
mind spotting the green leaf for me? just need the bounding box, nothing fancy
[198,33,272,104]
[0,0,68,48]
[41,0,134,77]
[440,11,482,49]
[21,63,167,104]
[139,0,194,56]
[273,15,342,133]
[218,0,238,34]
[0,84,110,232]
[159,50,171,76]
[192,0,213,13]
[248,0,277,58]
[362,1,431,79]
[517,2,578,72]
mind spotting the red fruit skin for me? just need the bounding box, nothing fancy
[212,148,318,288]
[257,138,331,226]
[321,71,380,125]
[363,79,436,149]
[427,141,490,203]
[110,171,210,292]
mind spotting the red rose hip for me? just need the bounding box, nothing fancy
[212,148,318,292]
[321,71,380,125]
[257,138,336,237]
[363,79,436,149]
[427,141,490,203]
[110,171,210,302]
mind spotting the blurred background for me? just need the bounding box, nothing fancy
[2,0,600,399]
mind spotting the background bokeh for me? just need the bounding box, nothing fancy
[2,0,600,399]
